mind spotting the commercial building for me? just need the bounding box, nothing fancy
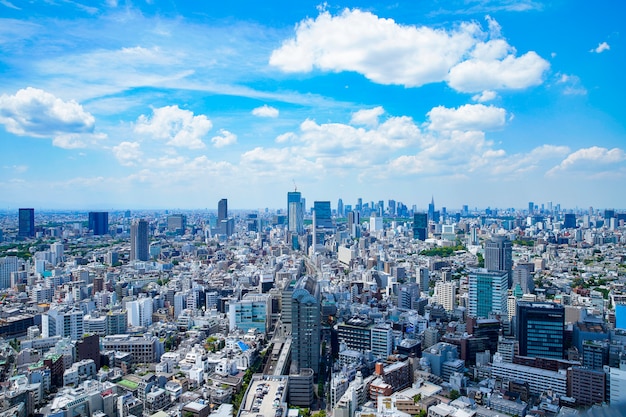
[468,269,508,319]
[88,212,109,235]
[130,219,149,261]
[516,301,564,360]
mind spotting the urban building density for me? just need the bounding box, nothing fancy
[0,198,624,417]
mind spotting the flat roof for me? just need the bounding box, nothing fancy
[239,377,287,417]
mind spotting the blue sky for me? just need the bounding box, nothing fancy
[0,0,624,211]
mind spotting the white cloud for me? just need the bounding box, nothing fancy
[211,129,237,148]
[448,50,549,92]
[350,106,385,127]
[113,141,142,166]
[0,87,102,148]
[590,41,610,54]
[134,105,212,149]
[3,164,28,173]
[270,9,549,92]
[556,73,587,95]
[427,104,506,132]
[472,90,497,102]
[547,146,626,176]
[252,105,279,118]
[270,8,480,87]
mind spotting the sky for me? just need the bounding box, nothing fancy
[0,0,624,211]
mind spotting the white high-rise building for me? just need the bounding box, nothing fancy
[435,281,457,312]
[42,306,84,340]
[0,256,19,290]
[51,242,64,265]
[127,297,153,328]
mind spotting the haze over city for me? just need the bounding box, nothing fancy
[1,1,625,210]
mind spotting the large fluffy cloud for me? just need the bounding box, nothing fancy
[0,87,102,148]
[427,104,507,132]
[547,147,626,177]
[211,129,237,148]
[270,9,549,92]
[134,105,212,149]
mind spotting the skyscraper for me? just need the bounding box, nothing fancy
[517,301,564,360]
[130,219,149,261]
[291,276,320,373]
[412,212,427,240]
[528,201,534,214]
[218,198,228,222]
[313,201,333,229]
[468,269,508,319]
[288,191,303,234]
[564,213,577,229]
[18,208,35,237]
[485,235,513,287]
[88,211,109,235]
[337,198,344,217]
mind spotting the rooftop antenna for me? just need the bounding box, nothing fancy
[293,179,297,192]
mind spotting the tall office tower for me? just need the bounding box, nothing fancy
[485,235,513,288]
[291,276,320,373]
[412,212,427,240]
[388,200,396,217]
[0,256,19,290]
[88,211,109,235]
[288,191,303,234]
[468,269,509,319]
[419,267,429,294]
[167,214,187,235]
[218,198,228,222]
[517,301,564,360]
[356,198,363,212]
[130,219,149,261]
[563,213,577,229]
[528,201,534,214]
[378,200,384,216]
[313,201,333,229]
[18,208,35,237]
[604,209,615,220]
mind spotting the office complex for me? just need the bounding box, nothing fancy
[484,235,513,287]
[516,301,564,360]
[468,269,508,319]
[18,208,35,237]
[130,219,149,261]
[291,276,320,373]
[88,211,109,235]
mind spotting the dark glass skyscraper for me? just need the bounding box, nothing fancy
[18,208,35,237]
[218,198,228,222]
[88,211,109,235]
[564,213,577,229]
[412,212,427,240]
[517,301,564,360]
[130,219,149,261]
[313,201,333,229]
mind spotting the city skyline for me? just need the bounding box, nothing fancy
[1,1,625,210]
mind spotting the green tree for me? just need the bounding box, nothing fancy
[449,389,460,400]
